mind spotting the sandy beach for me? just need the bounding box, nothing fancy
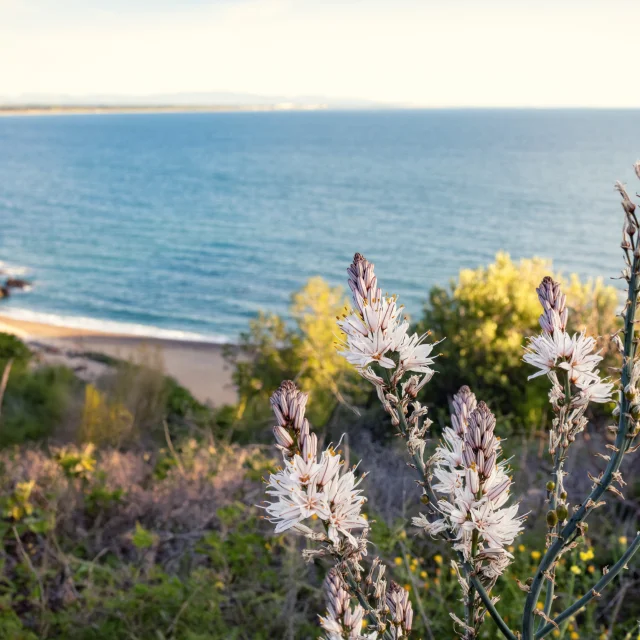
[0,314,236,406]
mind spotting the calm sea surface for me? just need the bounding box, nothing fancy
[0,109,639,342]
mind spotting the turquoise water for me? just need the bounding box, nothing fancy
[0,109,638,342]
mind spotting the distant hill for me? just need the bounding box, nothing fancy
[0,92,400,110]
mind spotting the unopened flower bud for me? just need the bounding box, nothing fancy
[546,481,556,492]
[420,494,430,505]
[556,504,569,521]
[273,425,294,449]
[526,577,534,586]
[546,510,558,527]
[560,491,567,501]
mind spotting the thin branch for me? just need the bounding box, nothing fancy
[0,357,13,420]
[535,533,640,639]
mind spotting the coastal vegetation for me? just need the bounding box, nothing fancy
[0,241,638,635]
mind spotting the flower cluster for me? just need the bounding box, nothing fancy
[264,381,413,639]
[319,569,374,640]
[523,276,613,405]
[264,381,368,546]
[338,253,437,461]
[414,387,524,585]
[338,253,437,388]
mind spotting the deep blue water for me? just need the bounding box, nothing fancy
[0,109,639,342]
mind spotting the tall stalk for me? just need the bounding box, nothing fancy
[522,182,640,639]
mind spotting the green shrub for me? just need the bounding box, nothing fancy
[418,252,619,427]
[0,366,78,446]
[0,332,31,370]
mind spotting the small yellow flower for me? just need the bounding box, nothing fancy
[587,565,595,574]
[507,545,515,553]
[394,557,403,566]
[361,620,368,629]
[618,536,628,545]
[570,632,579,640]
[214,581,225,590]
[264,542,272,550]
[361,513,368,520]
[399,530,407,539]
[311,514,318,521]
[420,570,427,579]
[570,566,581,575]
[518,544,526,552]
[450,567,456,576]
[536,602,544,611]
[552,631,561,638]
[404,584,411,592]
[531,551,542,561]
[410,564,416,572]
[579,549,594,562]
[434,554,443,565]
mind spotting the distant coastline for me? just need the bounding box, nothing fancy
[0,103,329,117]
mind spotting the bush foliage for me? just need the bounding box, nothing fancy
[418,252,619,426]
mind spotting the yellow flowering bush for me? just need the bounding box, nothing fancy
[228,277,365,437]
[419,252,618,425]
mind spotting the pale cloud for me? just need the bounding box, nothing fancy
[1,0,639,106]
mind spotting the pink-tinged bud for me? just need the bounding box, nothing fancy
[466,467,480,494]
[476,449,485,474]
[270,380,309,434]
[634,161,640,181]
[273,425,294,449]
[484,451,497,476]
[451,386,477,434]
[536,277,568,333]
[301,432,317,461]
[486,477,510,502]
[347,253,379,314]
[616,181,637,215]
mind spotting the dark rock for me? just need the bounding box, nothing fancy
[5,278,31,289]
[0,286,9,299]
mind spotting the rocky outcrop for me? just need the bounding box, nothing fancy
[5,278,30,289]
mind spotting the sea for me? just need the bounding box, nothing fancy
[0,109,639,343]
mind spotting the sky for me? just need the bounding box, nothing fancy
[1,0,640,108]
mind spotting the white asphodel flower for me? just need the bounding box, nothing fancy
[338,324,397,369]
[397,331,437,375]
[524,277,613,404]
[414,388,524,579]
[338,252,437,384]
[263,381,370,547]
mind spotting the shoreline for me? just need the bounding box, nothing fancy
[0,314,237,406]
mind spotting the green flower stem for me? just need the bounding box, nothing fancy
[540,371,573,627]
[342,564,395,640]
[522,249,640,640]
[535,533,640,639]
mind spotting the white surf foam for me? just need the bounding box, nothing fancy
[0,307,231,344]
